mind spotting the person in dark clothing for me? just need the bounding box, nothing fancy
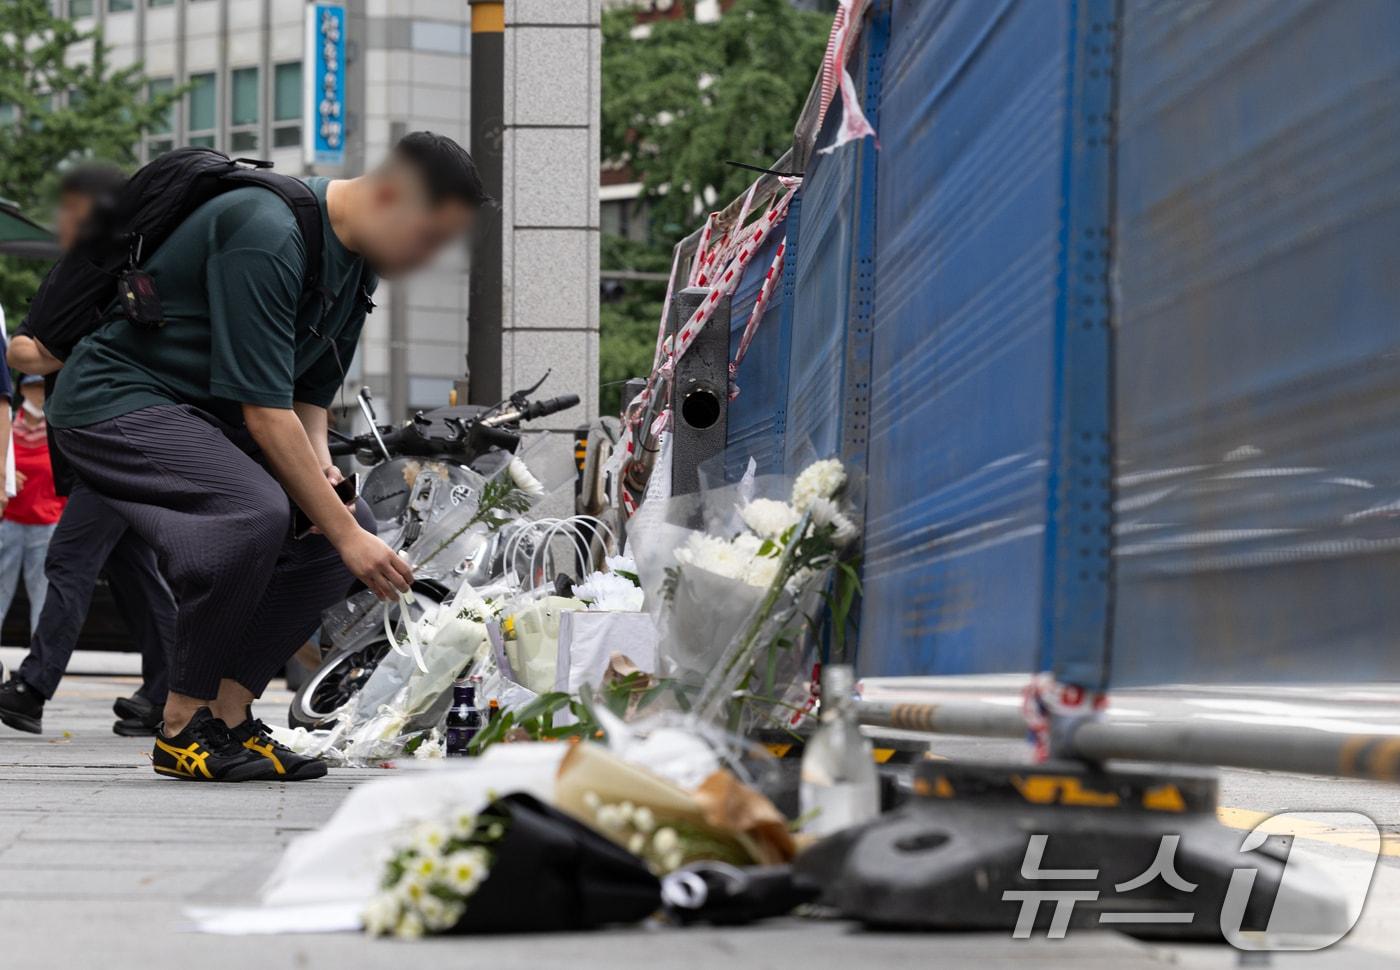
[45,133,485,782]
[0,164,177,738]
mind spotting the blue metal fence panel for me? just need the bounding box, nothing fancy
[1040,0,1119,691]
[857,0,1071,678]
[725,223,792,481]
[785,84,862,468]
[1111,0,1400,685]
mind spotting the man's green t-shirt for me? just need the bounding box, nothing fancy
[48,177,375,430]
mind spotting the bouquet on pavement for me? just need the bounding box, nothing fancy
[364,790,660,938]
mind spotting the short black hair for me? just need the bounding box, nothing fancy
[58,163,127,200]
[390,131,490,208]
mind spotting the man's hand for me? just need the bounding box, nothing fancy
[337,530,414,601]
[243,402,413,600]
[309,464,355,534]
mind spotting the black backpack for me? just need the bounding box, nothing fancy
[24,148,325,360]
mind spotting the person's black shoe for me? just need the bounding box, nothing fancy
[113,693,158,722]
[0,677,44,734]
[152,708,274,782]
[114,713,162,737]
[228,710,328,781]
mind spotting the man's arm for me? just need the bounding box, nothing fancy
[0,405,9,510]
[293,400,336,472]
[242,403,412,600]
[7,335,62,376]
[8,334,62,375]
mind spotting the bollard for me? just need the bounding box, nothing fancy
[667,287,730,497]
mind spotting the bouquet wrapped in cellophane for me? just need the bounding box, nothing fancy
[632,458,862,733]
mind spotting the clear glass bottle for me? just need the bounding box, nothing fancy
[799,665,879,835]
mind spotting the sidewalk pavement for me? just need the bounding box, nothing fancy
[0,670,1396,969]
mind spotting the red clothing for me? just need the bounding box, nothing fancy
[6,417,66,525]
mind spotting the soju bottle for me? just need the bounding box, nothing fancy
[799,665,879,836]
[445,676,483,756]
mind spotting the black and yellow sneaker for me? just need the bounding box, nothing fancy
[228,710,328,781]
[152,708,273,782]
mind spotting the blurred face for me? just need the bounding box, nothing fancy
[20,382,45,412]
[54,191,96,252]
[356,171,476,278]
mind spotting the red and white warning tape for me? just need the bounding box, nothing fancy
[816,0,877,155]
[614,0,878,511]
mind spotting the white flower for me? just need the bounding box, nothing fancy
[739,498,800,540]
[396,910,426,940]
[506,456,546,498]
[605,554,639,577]
[442,848,490,896]
[363,892,401,936]
[663,849,684,872]
[785,566,817,597]
[632,806,656,834]
[410,821,449,855]
[450,810,478,838]
[674,533,750,582]
[575,570,645,612]
[409,854,441,881]
[742,553,781,589]
[595,803,627,831]
[732,532,764,559]
[412,730,446,760]
[416,894,464,933]
[652,827,679,854]
[582,790,602,812]
[792,459,846,512]
[395,873,432,911]
[628,833,646,855]
[808,496,859,546]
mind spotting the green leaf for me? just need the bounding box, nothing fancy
[0,1,188,315]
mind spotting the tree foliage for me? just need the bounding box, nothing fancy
[598,0,830,415]
[602,0,829,238]
[599,235,670,416]
[0,0,180,319]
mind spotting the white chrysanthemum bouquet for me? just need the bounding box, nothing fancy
[363,810,505,939]
[647,458,861,731]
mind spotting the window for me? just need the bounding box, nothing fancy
[146,78,175,159]
[148,0,174,6]
[272,62,302,149]
[187,72,216,148]
[70,0,95,16]
[229,67,259,152]
[108,0,133,11]
[27,95,52,131]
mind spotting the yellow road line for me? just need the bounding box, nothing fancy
[1217,806,1398,858]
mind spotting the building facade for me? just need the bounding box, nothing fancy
[64,0,598,427]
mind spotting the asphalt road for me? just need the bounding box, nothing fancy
[0,662,1396,969]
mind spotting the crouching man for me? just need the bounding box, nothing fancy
[46,132,486,781]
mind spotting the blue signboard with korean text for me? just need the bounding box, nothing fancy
[304,2,346,167]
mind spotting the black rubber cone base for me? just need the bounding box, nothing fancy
[795,759,1351,942]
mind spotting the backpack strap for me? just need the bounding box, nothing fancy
[217,167,325,300]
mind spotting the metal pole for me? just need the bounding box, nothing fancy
[856,700,1400,784]
[467,0,505,405]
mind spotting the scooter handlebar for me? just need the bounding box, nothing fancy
[523,394,581,421]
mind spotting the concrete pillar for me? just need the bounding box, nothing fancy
[497,0,602,510]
